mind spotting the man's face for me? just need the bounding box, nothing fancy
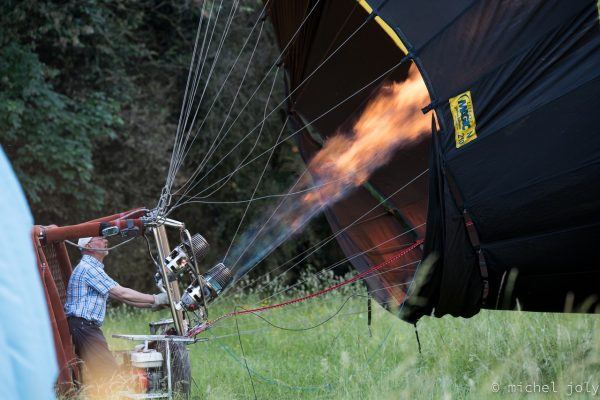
[87,237,109,257]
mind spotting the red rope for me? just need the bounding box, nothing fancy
[188,239,424,337]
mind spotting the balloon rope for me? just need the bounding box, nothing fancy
[188,239,423,337]
[208,168,426,310]
[222,68,282,261]
[207,255,423,335]
[178,1,263,188]
[165,0,207,190]
[223,169,427,299]
[170,2,371,204]
[258,228,424,304]
[166,53,411,213]
[170,0,322,200]
[166,0,221,195]
[173,0,240,175]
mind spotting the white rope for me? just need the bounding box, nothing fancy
[259,225,425,303]
[161,0,221,213]
[172,159,371,209]
[189,19,268,196]
[169,0,326,201]
[163,0,244,209]
[211,168,427,304]
[169,0,238,191]
[222,67,282,261]
[230,210,391,293]
[165,2,207,193]
[172,0,242,180]
[230,169,428,285]
[167,0,219,194]
[170,1,270,191]
[168,53,411,210]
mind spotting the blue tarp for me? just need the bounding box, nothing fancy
[0,146,57,399]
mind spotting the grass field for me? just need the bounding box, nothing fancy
[103,275,600,400]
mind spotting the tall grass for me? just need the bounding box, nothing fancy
[104,276,600,399]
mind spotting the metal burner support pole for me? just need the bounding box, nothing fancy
[152,226,185,335]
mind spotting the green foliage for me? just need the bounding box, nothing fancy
[0,42,121,215]
[0,1,204,223]
[1,0,343,290]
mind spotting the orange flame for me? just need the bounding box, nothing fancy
[304,63,431,204]
[230,63,432,273]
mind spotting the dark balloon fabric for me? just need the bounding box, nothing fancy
[266,0,600,321]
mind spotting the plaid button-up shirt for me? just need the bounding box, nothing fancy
[64,255,118,325]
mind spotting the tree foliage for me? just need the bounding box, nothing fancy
[0,34,122,215]
[1,0,345,291]
[0,0,199,222]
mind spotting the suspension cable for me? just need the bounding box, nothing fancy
[169,0,322,198]
[188,239,422,337]
[168,54,411,210]
[222,168,427,296]
[170,3,372,203]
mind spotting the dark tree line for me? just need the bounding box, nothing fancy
[0,0,345,292]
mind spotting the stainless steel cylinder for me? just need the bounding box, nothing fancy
[204,262,233,294]
[185,233,210,263]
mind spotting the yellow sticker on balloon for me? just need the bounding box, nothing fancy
[450,90,477,148]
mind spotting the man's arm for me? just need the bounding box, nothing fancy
[109,285,155,308]
[120,299,155,308]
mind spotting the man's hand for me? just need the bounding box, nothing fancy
[152,292,170,310]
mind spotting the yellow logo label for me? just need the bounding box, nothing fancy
[450,90,477,148]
